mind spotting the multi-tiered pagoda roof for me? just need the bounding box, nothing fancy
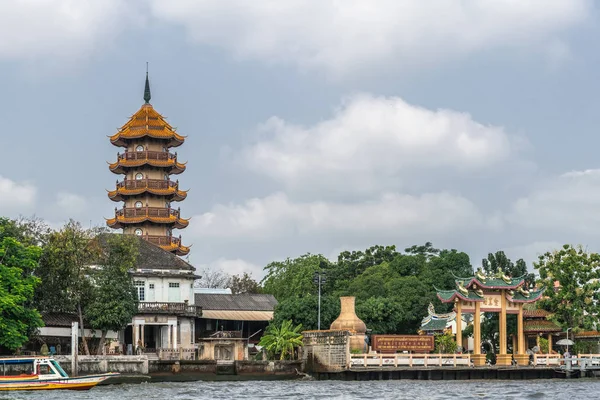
[105,72,190,256]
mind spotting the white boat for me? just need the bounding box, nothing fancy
[0,356,119,391]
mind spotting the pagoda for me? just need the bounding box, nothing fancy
[106,71,190,256]
[435,268,543,366]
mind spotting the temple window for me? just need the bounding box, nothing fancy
[135,173,143,180]
[135,228,143,236]
[135,201,143,208]
[136,145,144,152]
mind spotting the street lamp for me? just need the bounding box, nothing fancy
[313,264,327,330]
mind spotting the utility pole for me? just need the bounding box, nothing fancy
[313,262,327,330]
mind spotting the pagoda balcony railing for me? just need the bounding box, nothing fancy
[115,206,181,219]
[116,178,179,190]
[116,150,177,162]
[137,302,202,317]
[144,234,182,247]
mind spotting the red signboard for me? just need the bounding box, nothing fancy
[371,335,434,353]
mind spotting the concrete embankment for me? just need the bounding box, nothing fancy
[53,356,302,383]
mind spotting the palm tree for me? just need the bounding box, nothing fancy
[259,320,303,360]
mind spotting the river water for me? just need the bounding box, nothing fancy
[2,379,599,399]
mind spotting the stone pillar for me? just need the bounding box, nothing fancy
[497,290,511,366]
[455,301,462,350]
[548,334,553,354]
[472,301,485,366]
[173,322,178,350]
[167,325,171,349]
[515,303,529,366]
[133,322,138,351]
[141,324,145,348]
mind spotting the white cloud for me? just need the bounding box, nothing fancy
[243,94,513,194]
[55,192,87,215]
[190,191,486,241]
[150,0,589,75]
[0,175,36,215]
[0,0,140,61]
[507,169,600,235]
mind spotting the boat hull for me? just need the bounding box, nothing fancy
[0,373,118,391]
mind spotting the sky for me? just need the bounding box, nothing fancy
[1,0,600,278]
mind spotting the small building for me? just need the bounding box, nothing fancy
[523,308,561,353]
[124,237,201,354]
[419,303,456,335]
[194,293,277,360]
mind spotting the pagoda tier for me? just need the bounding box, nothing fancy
[144,234,191,256]
[108,178,188,202]
[106,206,189,229]
[109,150,186,175]
[110,103,185,148]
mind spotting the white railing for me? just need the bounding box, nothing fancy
[158,348,197,360]
[575,354,600,366]
[349,353,471,368]
[532,354,562,366]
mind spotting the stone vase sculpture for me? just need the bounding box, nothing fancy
[330,296,367,352]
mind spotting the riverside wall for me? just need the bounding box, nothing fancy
[53,356,302,381]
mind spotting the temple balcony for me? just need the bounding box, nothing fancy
[106,206,189,229]
[137,301,202,317]
[109,150,186,174]
[108,178,187,202]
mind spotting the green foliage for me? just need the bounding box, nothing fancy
[259,320,303,360]
[272,294,340,331]
[573,340,598,355]
[0,219,43,351]
[262,254,329,301]
[262,243,474,334]
[482,251,535,287]
[86,235,139,353]
[434,332,457,354]
[538,337,549,354]
[535,244,600,330]
[35,220,98,314]
[230,272,262,294]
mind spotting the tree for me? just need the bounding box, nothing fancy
[35,220,99,355]
[482,251,535,287]
[272,294,340,331]
[0,220,43,352]
[434,332,457,354]
[535,244,600,330]
[262,254,329,301]
[195,267,231,289]
[230,272,262,294]
[86,235,139,354]
[330,245,398,293]
[259,320,303,360]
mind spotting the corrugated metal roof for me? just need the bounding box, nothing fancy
[201,310,274,321]
[42,313,81,327]
[194,293,278,311]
